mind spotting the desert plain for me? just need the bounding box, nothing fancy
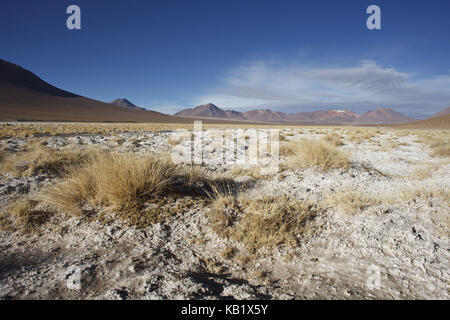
[0,122,448,299]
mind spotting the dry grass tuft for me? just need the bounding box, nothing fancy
[111,137,126,145]
[324,188,382,214]
[430,140,450,158]
[221,247,236,260]
[167,133,194,146]
[414,131,450,158]
[399,186,449,204]
[282,139,350,172]
[200,257,225,273]
[411,163,440,180]
[117,197,206,228]
[0,211,12,230]
[325,185,449,214]
[346,130,377,144]
[393,130,413,137]
[38,152,235,227]
[322,133,343,146]
[229,165,264,179]
[249,270,270,283]
[208,191,321,252]
[0,140,90,177]
[1,197,52,232]
[39,152,182,215]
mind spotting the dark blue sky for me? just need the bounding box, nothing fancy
[1,0,450,117]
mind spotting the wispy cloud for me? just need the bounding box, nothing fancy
[145,102,186,114]
[193,60,450,117]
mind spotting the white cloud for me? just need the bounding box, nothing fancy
[145,102,186,114]
[193,60,450,117]
[193,93,268,109]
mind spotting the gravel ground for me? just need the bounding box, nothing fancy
[0,127,448,299]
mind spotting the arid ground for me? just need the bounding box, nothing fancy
[0,123,448,299]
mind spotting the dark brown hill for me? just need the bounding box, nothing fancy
[0,59,183,122]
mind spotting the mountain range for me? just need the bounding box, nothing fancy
[175,103,416,124]
[0,58,448,127]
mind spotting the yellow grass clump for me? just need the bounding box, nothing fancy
[325,185,449,214]
[324,188,383,214]
[208,191,321,252]
[1,197,52,232]
[399,186,449,205]
[39,152,183,215]
[229,165,265,179]
[0,140,91,177]
[282,139,350,172]
[411,163,440,180]
[322,133,344,146]
[430,140,450,158]
[2,145,238,229]
[346,129,377,144]
[414,130,450,158]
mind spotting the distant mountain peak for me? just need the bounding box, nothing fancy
[110,98,145,110]
[355,108,415,124]
[175,103,227,118]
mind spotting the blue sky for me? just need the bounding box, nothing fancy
[1,0,450,118]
